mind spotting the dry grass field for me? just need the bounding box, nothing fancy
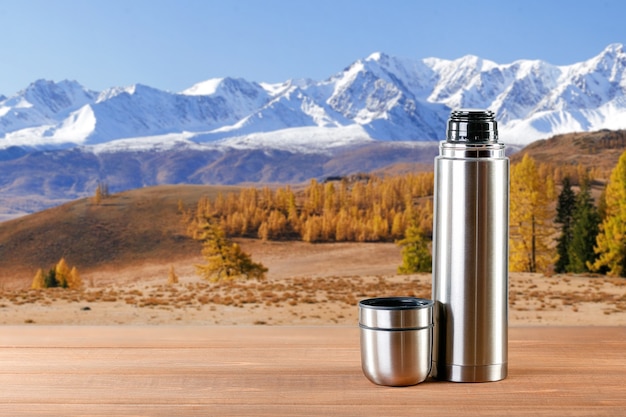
[1,239,625,326]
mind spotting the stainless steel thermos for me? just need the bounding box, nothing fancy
[431,109,509,382]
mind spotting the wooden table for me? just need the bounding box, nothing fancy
[1,326,624,416]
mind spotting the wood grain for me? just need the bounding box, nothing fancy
[1,326,624,416]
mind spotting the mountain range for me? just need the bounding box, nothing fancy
[1,43,626,218]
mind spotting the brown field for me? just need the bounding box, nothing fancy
[1,239,625,326]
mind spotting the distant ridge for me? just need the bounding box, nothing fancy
[510,129,626,181]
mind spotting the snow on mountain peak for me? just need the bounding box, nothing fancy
[365,52,386,62]
[1,44,626,150]
[97,85,136,102]
[602,42,624,56]
[182,78,225,95]
[20,79,96,113]
[182,77,269,99]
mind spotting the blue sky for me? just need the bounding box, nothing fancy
[0,0,624,96]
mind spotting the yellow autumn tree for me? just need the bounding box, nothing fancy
[68,266,83,289]
[195,219,267,282]
[302,216,323,243]
[509,154,555,273]
[335,208,352,241]
[591,151,626,276]
[93,181,109,205]
[185,171,436,244]
[397,224,432,274]
[31,259,81,289]
[167,265,179,285]
[31,269,46,290]
[55,258,71,288]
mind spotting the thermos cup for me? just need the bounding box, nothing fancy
[431,109,509,382]
[359,297,434,386]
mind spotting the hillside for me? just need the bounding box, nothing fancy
[369,129,626,180]
[0,185,242,286]
[510,129,626,182]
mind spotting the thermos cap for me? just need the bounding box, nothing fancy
[447,109,498,143]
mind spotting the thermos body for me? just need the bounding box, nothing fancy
[432,110,509,382]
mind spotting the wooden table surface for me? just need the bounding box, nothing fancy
[1,326,624,416]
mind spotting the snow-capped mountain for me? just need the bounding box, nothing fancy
[1,44,626,219]
[1,43,625,151]
[421,43,626,140]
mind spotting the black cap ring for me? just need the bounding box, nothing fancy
[446,109,498,143]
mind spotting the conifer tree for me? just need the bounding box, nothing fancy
[592,151,626,276]
[509,154,555,273]
[397,224,432,274]
[554,177,577,273]
[44,268,58,288]
[568,182,600,273]
[195,219,267,282]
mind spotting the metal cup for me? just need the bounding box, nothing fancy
[359,297,434,386]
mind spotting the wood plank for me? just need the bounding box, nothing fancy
[0,326,624,416]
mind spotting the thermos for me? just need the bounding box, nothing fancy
[431,109,509,382]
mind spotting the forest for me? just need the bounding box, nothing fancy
[183,151,626,278]
[184,172,435,244]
